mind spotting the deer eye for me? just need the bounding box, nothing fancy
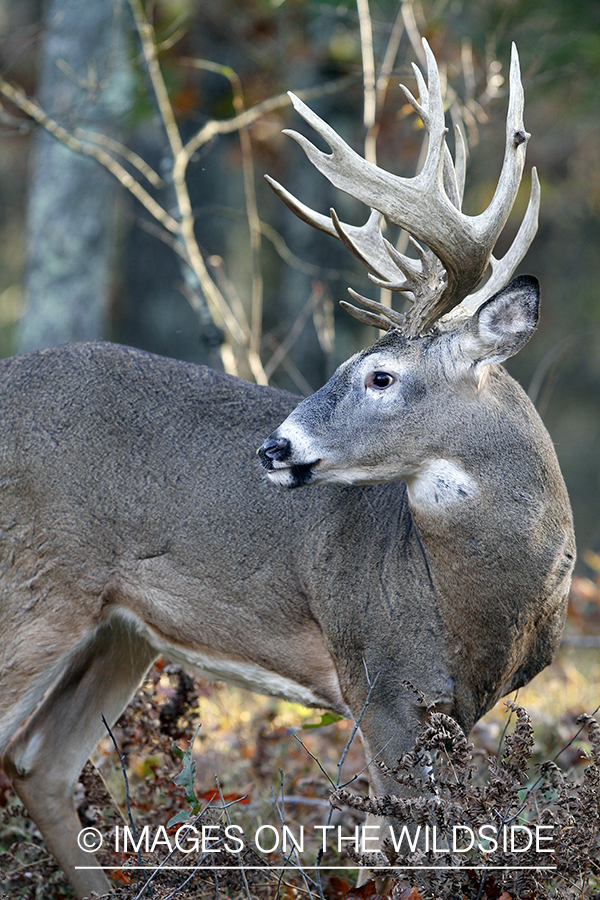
[366,371,395,390]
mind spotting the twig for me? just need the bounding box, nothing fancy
[215,774,251,900]
[55,56,106,95]
[312,665,381,899]
[497,690,519,764]
[229,71,263,356]
[364,4,405,172]
[184,60,264,354]
[356,0,376,163]
[293,735,336,788]
[72,126,164,186]
[127,0,182,160]
[102,715,143,888]
[401,1,427,67]
[263,283,324,381]
[161,868,201,900]
[259,221,335,278]
[262,334,315,396]
[560,635,600,648]
[179,74,356,162]
[337,663,380,781]
[127,0,253,376]
[375,8,405,116]
[0,76,178,233]
[338,736,392,790]
[274,770,286,863]
[154,11,190,55]
[526,701,600,801]
[359,0,405,308]
[473,701,600,900]
[131,796,246,900]
[206,254,253,337]
[528,333,580,412]
[270,770,318,897]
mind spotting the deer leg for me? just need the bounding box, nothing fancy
[2,615,157,900]
[350,686,454,886]
[355,715,421,887]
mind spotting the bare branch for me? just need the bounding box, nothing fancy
[72,127,164,187]
[356,0,376,162]
[0,76,179,234]
[401,0,427,67]
[263,283,324,381]
[363,6,406,173]
[259,222,332,278]
[127,0,183,159]
[375,7,405,113]
[179,73,356,163]
[127,0,265,379]
[203,62,263,354]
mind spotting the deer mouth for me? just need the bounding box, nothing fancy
[262,459,319,488]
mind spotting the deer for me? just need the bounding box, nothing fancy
[0,40,574,900]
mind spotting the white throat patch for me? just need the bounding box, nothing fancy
[405,459,477,515]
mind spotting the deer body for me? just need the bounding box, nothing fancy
[0,40,576,899]
[1,309,573,897]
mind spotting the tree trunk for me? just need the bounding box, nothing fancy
[17,0,133,352]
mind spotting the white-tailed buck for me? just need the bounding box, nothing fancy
[0,41,574,899]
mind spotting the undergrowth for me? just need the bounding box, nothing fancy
[1,663,600,900]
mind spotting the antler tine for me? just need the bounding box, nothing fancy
[280,48,451,274]
[453,124,467,206]
[470,43,530,244]
[266,175,406,284]
[401,62,462,210]
[440,167,540,328]
[264,173,339,241]
[329,208,426,301]
[329,208,404,284]
[341,288,407,330]
[339,300,393,330]
[369,235,445,309]
[267,41,460,321]
[368,240,420,293]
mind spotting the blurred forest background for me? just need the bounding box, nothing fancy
[0,0,598,567]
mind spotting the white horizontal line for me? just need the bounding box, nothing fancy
[76,865,558,871]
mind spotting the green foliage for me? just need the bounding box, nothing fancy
[301,711,344,729]
[167,724,202,826]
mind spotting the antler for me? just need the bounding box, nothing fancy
[266,39,540,337]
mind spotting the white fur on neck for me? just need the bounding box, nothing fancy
[406,459,477,515]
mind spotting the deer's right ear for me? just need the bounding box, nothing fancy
[459,275,540,371]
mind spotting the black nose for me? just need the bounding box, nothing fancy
[258,436,291,465]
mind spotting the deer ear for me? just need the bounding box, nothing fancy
[461,274,540,369]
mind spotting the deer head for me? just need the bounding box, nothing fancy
[259,40,542,494]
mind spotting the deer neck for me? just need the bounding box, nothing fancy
[406,455,573,728]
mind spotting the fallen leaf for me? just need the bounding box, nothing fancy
[109,868,131,885]
[342,876,400,899]
[395,887,424,900]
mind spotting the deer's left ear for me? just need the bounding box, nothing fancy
[459,274,540,370]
